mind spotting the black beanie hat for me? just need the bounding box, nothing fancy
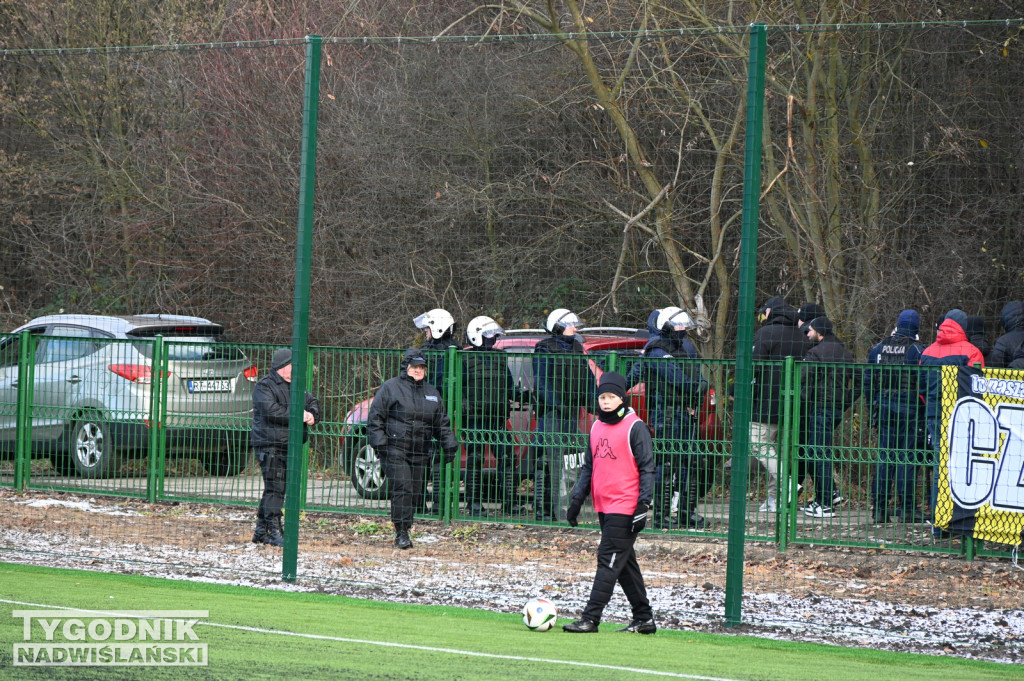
[597,371,628,401]
[797,303,825,324]
[759,296,787,315]
[807,316,834,337]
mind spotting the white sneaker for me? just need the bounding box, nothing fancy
[759,496,777,513]
[831,492,845,508]
[803,502,834,518]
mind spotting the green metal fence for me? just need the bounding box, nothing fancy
[2,333,1015,560]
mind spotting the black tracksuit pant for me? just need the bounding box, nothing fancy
[581,513,652,624]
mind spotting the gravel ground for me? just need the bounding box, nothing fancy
[1,490,1022,665]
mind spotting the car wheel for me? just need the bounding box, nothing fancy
[67,413,120,478]
[346,440,389,500]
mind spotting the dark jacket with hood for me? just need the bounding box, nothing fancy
[752,303,812,423]
[801,331,858,410]
[987,301,1024,368]
[366,349,459,460]
[964,315,992,360]
[251,371,321,449]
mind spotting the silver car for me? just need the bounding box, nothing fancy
[0,314,256,477]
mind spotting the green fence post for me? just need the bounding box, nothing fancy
[606,350,619,374]
[444,345,461,524]
[779,356,796,551]
[13,331,34,491]
[146,335,164,503]
[724,22,767,629]
[282,34,322,584]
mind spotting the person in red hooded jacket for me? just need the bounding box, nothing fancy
[919,309,984,529]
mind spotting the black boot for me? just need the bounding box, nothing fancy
[264,517,284,547]
[395,528,413,550]
[251,519,268,544]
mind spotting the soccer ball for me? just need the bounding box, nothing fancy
[522,597,557,632]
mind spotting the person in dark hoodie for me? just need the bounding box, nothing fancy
[563,372,657,635]
[987,301,1024,368]
[799,317,857,518]
[750,296,812,512]
[367,348,460,549]
[250,349,321,547]
[626,307,707,529]
[964,315,992,360]
[920,309,985,528]
[865,310,927,524]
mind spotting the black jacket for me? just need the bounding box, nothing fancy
[801,334,859,409]
[250,370,321,449]
[366,364,459,460]
[751,305,812,423]
[462,347,514,419]
[531,335,596,412]
[988,301,1024,368]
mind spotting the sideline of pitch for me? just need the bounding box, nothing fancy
[0,598,739,681]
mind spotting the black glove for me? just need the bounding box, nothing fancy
[566,497,583,527]
[444,449,456,464]
[631,502,649,534]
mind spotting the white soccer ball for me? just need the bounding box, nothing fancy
[522,597,557,632]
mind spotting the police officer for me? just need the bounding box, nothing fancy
[865,310,927,523]
[367,349,459,549]
[462,316,516,515]
[413,308,458,514]
[629,307,707,529]
[250,348,321,547]
[531,308,596,521]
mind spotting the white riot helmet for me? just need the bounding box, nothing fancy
[413,308,455,338]
[545,308,581,335]
[657,306,693,334]
[466,315,504,348]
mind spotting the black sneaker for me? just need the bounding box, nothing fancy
[562,618,599,633]
[616,618,657,634]
[831,491,845,508]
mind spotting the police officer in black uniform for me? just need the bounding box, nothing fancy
[865,310,927,523]
[413,308,458,515]
[367,348,460,549]
[462,316,516,515]
[530,309,596,521]
[251,348,321,547]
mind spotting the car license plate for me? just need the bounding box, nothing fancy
[187,379,231,393]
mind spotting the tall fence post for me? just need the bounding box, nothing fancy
[146,335,164,503]
[283,34,322,584]
[724,22,767,628]
[13,330,33,491]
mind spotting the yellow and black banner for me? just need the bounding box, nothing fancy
[935,365,1024,546]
